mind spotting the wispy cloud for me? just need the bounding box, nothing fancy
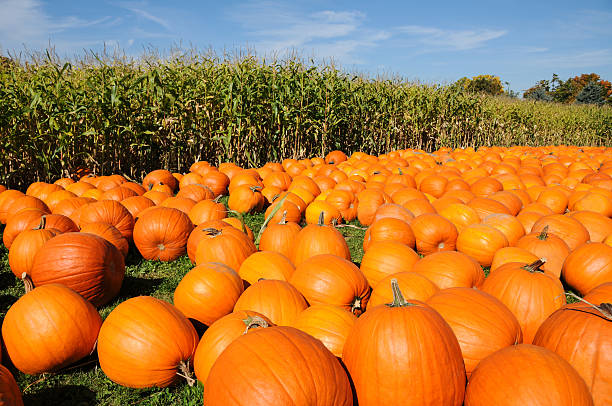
[122,5,171,30]
[397,25,507,51]
[229,1,389,64]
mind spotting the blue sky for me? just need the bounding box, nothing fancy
[1,0,611,93]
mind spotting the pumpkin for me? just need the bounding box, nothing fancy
[436,203,481,233]
[78,200,134,240]
[185,220,231,262]
[562,242,612,296]
[290,212,350,267]
[326,189,358,221]
[305,200,342,225]
[228,185,265,213]
[491,247,539,272]
[176,184,215,202]
[258,217,302,259]
[97,296,199,388]
[233,279,308,326]
[482,213,525,246]
[195,226,257,270]
[326,150,348,164]
[371,203,414,223]
[8,217,59,277]
[45,190,77,212]
[427,287,523,377]
[534,301,611,406]
[360,241,420,287]
[119,196,155,219]
[342,279,466,405]
[160,196,197,215]
[567,211,612,243]
[531,214,590,251]
[468,196,512,219]
[174,262,244,326]
[0,189,25,223]
[357,189,392,226]
[410,213,458,255]
[264,200,302,223]
[120,182,147,196]
[291,304,357,357]
[456,224,509,267]
[30,232,125,307]
[51,196,93,219]
[489,191,523,216]
[188,199,227,225]
[101,186,138,202]
[401,198,436,217]
[464,344,593,406]
[204,326,353,405]
[368,271,438,308]
[133,207,194,261]
[193,311,271,384]
[238,251,295,285]
[363,217,415,252]
[142,190,170,205]
[80,222,129,257]
[516,210,544,234]
[198,171,229,197]
[2,209,45,250]
[142,169,178,192]
[411,250,485,289]
[583,282,612,304]
[290,254,370,314]
[481,260,565,343]
[40,213,78,234]
[572,191,612,217]
[2,284,102,374]
[0,364,23,405]
[6,195,50,218]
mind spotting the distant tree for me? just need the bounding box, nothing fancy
[525,87,552,102]
[550,78,575,103]
[575,82,605,105]
[466,75,504,95]
[504,81,519,98]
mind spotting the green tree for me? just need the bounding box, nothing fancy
[466,75,504,95]
[575,82,605,105]
[525,87,552,102]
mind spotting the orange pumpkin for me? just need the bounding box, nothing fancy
[8,217,59,277]
[80,222,129,257]
[238,251,295,285]
[363,217,415,251]
[359,241,420,287]
[289,213,350,267]
[410,213,458,255]
[456,224,509,267]
[531,214,590,251]
[233,280,308,326]
[515,227,570,277]
[292,304,357,357]
[368,271,438,308]
[412,250,485,289]
[0,364,23,405]
[133,207,194,261]
[562,242,612,296]
[195,226,257,271]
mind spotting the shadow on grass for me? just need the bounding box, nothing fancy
[116,275,164,300]
[24,385,96,406]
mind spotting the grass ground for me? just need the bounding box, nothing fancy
[0,208,578,405]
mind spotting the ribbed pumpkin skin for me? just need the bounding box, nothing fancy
[568,211,612,243]
[410,213,459,255]
[465,344,594,406]
[258,221,302,259]
[562,243,612,296]
[481,262,565,343]
[185,221,231,262]
[80,222,129,257]
[193,310,271,384]
[97,296,199,388]
[531,214,590,251]
[426,288,523,377]
[119,196,155,219]
[2,209,45,249]
[292,304,357,357]
[342,301,466,405]
[491,247,539,272]
[411,251,485,289]
[368,272,438,308]
[290,222,351,267]
[290,254,370,314]
[533,303,612,406]
[8,227,58,277]
[363,217,416,251]
[0,364,24,406]
[204,326,353,406]
[194,227,256,271]
[456,224,509,267]
[1,284,102,374]
[78,200,134,240]
[238,251,295,285]
[583,282,612,304]
[30,233,125,307]
[360,242,420,287]
[173,262,244,326]
[133,207,194,261]
[0,189,25,224]
[515,230,570,278]
[233,280,308,326]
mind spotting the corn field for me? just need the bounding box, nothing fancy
[1,50,611,188]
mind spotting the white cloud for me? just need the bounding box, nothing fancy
[123,6,171,30]
[397,25,507,51]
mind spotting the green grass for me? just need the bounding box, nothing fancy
[0,210,584,405]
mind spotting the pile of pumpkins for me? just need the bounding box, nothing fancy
[0,145,611,405]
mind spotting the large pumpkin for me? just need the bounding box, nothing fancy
[464,344,593,405]
[80,222,129,257]
[531,214,590,251]
[233,279,308,326]
[2,284,102,374]
[562,242,612,296]
[78,200,134,240]
[258,218,302,259]
[30,233,125,307]
[515,226,570,278]
[173,262,244,326]
[290,213,350,266]
[2,208,45,249]
[359,241,420,287]
[411,250,485,289]
[289,254,370,314]
[456,224,509,267]
[204,326,353,405]
[193,311,271,384]
[133,207,194,261]
[342,279,466,405]
[237,251,295,285]
[291,304,357,357]
[194,226,257,271]
[427,287,523,377]
[534,302,612,406]
[97,296,199,388]
[8,217,59,277]
[368,271,438,308]
[0,364,23,405]
[583,282,612,304]
[481,260,565,343]
[409,213,458,255]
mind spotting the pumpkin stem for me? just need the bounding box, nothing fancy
[213,194,224,203]
[202,227,222,237]
[22,273,34,293]
[386,279,415,308]
[537,226,549,241]
[176,360,196,387]
[249,185,262,192]
[34,215,47,230]
[279,210,287,225]
[317,211,325,226]
[243,315,269,334]
[351,296,364,314]
[522,259,546,273]
[566,292,612,320]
